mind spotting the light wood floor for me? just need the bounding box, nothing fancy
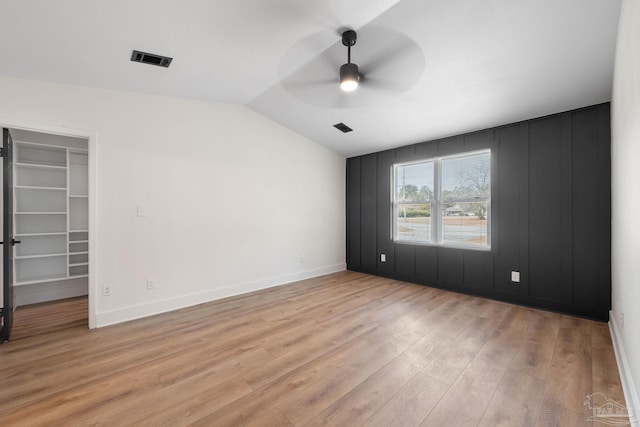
[11,296,88,340]
[1,271,629,426]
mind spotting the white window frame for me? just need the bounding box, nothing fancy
[392,149,491,250]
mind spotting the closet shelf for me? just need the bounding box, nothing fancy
[16,185,66,191]
[68,262,89,267]
[15,253,67,260]
[15,275,69,286]
[16,212,66,215]
[15,162,67,170]
[16,232,67,237]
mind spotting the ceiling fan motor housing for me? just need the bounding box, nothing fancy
[342,30,357,47]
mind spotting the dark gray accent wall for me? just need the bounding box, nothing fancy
[346,103,611,321]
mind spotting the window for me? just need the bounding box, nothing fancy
[393,149,491,249]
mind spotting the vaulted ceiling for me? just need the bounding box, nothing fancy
[0,0,622,156]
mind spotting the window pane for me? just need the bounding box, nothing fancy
[442,152,490,199]
[395,162,434,202]
[442,201,489,246]
[396,204,432,242]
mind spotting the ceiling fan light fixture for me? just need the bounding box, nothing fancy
[340,63,359,92]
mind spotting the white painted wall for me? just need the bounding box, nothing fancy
[611,0,640,422]
[0,76,345,327]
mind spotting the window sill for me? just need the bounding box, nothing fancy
[394,240,492,252]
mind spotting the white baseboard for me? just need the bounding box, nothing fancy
[95,263,346,327]
[609,311,640,427]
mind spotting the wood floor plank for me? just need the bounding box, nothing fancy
[86,374,254,426]
[488,306,532,350]
[240,321,375,389]
[302,350,428,427]
[509,310,561,379]
[278,329,422,426]
[534,315,595,425]
[409,295,491,362]
[421,314,503,384]
[420,306,525,426]
[364,371,449,427]
[0,271,627,427]
[477,368,546,427]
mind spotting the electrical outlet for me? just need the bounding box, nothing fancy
[511,271,520,283]
[380,254,386,263]
[146,278,156,290]
[102,284,112,296]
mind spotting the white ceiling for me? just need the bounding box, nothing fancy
[0,0,621,157]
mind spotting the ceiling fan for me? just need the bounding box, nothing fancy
[279,26,425,109]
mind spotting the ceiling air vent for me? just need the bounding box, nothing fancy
[333,123,353,133]
[130,50,173,68]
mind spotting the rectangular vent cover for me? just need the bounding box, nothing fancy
[131,50,173,68]
[333,123,353,133]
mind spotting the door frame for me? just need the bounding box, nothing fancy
[2,128,15,341]
[0,117,98,329]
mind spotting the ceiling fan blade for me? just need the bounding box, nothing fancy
[283,77,335,90]
[278,31,340,80]
[280,63,336,101]
[355,26,425,93]
[279,37,344,106]
[358,75,403,92]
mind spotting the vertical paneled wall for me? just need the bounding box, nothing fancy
[346,103,611,320]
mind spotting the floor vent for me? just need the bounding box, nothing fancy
[130,50,173,68]
[333,123,353,133]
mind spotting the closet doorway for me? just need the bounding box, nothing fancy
[1,125,94,342]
